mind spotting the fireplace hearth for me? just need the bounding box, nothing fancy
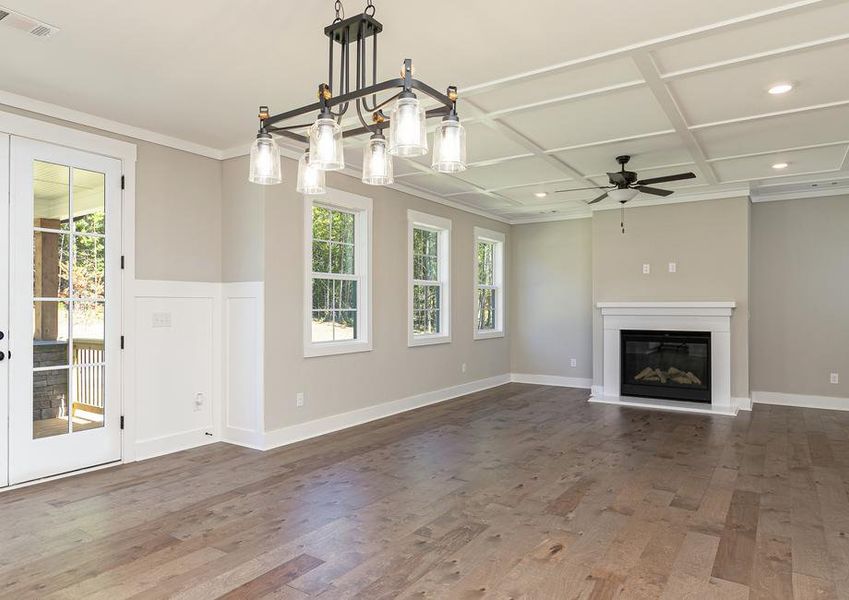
[620,330,711,403]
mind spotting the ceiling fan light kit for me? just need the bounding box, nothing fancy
[248,0,466,189]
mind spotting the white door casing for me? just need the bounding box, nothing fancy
[0,133,9,488]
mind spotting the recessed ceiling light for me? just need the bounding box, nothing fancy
[534,192,548,198]
[768,83,793,95]
[772,162,789,170]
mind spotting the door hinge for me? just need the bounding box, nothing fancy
[120,416,125,430]
[120,255,125,270]
[120,335,125,350]
[121,175,125,190]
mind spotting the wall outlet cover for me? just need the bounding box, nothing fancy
[570,358,577,368]
[831,373,840,384]
[642,263,651,274]
[152,312,172,328]
[296,392,305,407]
[668,262,677,273]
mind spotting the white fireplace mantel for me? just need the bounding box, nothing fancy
[593,301,737,416]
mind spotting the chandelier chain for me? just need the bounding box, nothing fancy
[365,0,375,16]
[333,0,344,23]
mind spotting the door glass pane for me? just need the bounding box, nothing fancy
[72,234,106,299]
[33,367,70,439]
[72,168,105,234]
[33,300,70,368]
[71,365,105,432]
[72,302,105,363]
[33,231,70,298]
[33,161,71,230]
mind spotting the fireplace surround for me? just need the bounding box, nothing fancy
[594,302,737,415]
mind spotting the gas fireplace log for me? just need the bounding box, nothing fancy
[634,367,655,381]
[655,368,668,384]
[685,372,702,385]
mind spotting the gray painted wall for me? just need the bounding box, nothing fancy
[750,195,849,398]
[509,218,592,379]
[592,197,750,399]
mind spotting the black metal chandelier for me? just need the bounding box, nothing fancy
[248,0,467,192]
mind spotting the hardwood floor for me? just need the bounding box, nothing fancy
[2,383,848,599]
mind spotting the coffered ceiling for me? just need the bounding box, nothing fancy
[1,0,848,222]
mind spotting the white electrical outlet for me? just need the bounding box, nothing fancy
[831,373,840,384]
[570,358,577,368]
[642,263,651,274]
[296,392,305,407]
[152,312,172,328]
[668,262,677,273]
[194,392,204,412]
[462,363,467,373]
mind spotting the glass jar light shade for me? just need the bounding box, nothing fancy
[432,119,467,173]
[248,134,282,185]
[297,151,326,195]
[388,95,427,157]
[362,135,393,185]
[309,116,344,171]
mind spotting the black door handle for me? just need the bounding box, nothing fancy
[0,351,5,361]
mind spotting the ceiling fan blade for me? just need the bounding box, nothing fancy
[635,172,696,186]
[554,185,612,193]
[634,185,674,197]
[587,192,609,204]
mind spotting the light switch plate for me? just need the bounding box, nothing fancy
[642,263,651,274]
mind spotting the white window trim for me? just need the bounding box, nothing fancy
[473,227,505,340]
[407,210,452,347]
[303,189,373,358]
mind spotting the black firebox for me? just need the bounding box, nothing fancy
[620,330,711,403]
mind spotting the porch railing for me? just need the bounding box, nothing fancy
[72,339,105,412]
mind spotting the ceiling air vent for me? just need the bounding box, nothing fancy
[0,5,59,38]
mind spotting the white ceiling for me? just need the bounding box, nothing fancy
[2,0,849,222]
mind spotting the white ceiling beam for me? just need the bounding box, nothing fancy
[689,100,849,130]
[631,52,719,185]
[661,33,849,80]
[841,145,849,170]
[706,140,849,163]
[478,81,646,120]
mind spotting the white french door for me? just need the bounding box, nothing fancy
[0,133,9,488]
[7,137,122,485]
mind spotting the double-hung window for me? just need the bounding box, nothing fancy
[304,190,372,357]
[474,227,505,339]
[408,211,451,346]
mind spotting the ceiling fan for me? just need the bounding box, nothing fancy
[555,155,696,204]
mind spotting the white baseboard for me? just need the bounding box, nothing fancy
[510,373,593,389]
[752,391,849,412]
[259,374,511,452]
[135,428,217,461]
[591,385,604,397]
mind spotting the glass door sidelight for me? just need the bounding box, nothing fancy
[8,137,122,485]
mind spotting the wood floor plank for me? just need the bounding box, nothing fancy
[0,387,846,598]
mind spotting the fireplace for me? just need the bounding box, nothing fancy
[620,330,711,403]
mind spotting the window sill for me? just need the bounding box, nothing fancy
[474,329,505,341]
[408,334,452,348]
[304,340,373,358]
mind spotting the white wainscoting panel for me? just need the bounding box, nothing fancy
[221,282,265,449]
[133,281,220,460]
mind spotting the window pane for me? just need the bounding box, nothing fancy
[72,302,104,363]
[332,210,355,244]
[312,310,333,342]
[72,234,106,299]
[477,242,494,285]
[33,231,70,298]
[336,280,357,309]
[477,288,497,330]
[33,161,71,231]
[312,278,332,310]
[426,285,440,311]
[71,365,105,433]
[413,284,426,311]
[312,206,331,241]
[312,241,331,273]
[32,367,70,439]
[413,309,440,335]
[333,311,357,340]
[329,242,354,275]
[34,301,70,368]
[72,168,105,235]
[413,228,438,256]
